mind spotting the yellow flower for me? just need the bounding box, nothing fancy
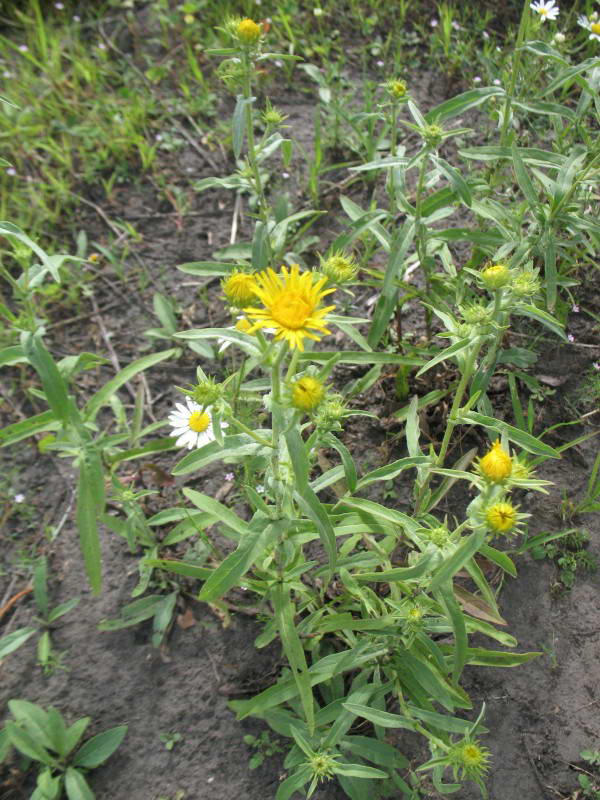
[486,502,518,533]
[244,264,335,351]
[292,376,325,412]
[479,440,512,482]
[237,18,261,44]
[234,317,253,334]
[222,271,258,308]
[481,263,511,290]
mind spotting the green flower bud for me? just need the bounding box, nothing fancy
[319,251,358,284]
[512,270,541,297]
[423,123,444,148]
[481,263,511,290]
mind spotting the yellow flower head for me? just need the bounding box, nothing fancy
[244,264,335,351]
[234,316,253,334]
[237,18,261,44]
[481,263,511,290]
[292,376,325,412]
[486,501,518,533]
[479,440,512,482]
[222,271,258,308]
[450,739,491,780]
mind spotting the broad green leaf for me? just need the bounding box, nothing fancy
[435,583,467,684]
[172,433,267,475]
[356,456,430,491]
[22,333,73,425]
[8,701,55,751]
[342,703,415,731]
[415,338,472,378]
[177,261,240,276]
[183,488,250,537]
[462,648,541,667]
[425,86,504,123]
[272,585,314,734]
[323,433,357,494]
[0,345,26,367]
[286,427,336,570]
[64,767,94,800]
[457,411,561,456]
[513,303,566,340]
[334,763,388,780]
[198,520,281,603]
[353,551,435,583]
[298,351,421,366]
[275,766,312,800]
[76,458,102,594]
[5,720,55,766]
[342,735,408,769]
[0,627,37,659]
[433,156,472,206]
[542,57,600,96]
[0,410,60,448]
[72,725,127,768]
[511,143,538,209]
[230,644,386,719]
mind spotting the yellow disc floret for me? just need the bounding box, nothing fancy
[244,264,335,351]
[237,18,261,44]
[222,271,258,308]
[292,376,325,412]
[479,440,512,482]
[188,411,210,433]
[486,502,518,533]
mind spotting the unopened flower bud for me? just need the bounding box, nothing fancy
[291,376,325,412]
[222,271,258,308]
[319,251,358,284]
[479,440,512,482]
[481,263,511,290]
[237,18,261,44]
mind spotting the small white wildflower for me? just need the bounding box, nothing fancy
[530,1,559,22]
[18,44,28,52]
[255,484,265,493]
[168,398,226,450]
[98,42,107,51]
[567,333,575,343]
[54,2,64,8]
[3,70,12,78]
[430,18,439,27]
[313,7,324,17]
[6,167,16,176]
[281,171,290,179]
[224,472,234,482]
[376,59,385,68]
[483,30,490,40]
[473,76,482,83]
[593,361,600,371]
[493,78,502,85]
[552,31,566,44]
[274,59,283,68]
[14,493,25,503]
[572,304,580,313]
[451,20,461,30]
[73,14,81,21]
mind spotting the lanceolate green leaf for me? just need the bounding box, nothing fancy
[456,411,561,456]
[85,349,176,421]
[72,726,127,768]
[76,456,103,594]
[272,583,314,734]
[22,333,74,426]
[198,519,282,603]
[428,528,488,592]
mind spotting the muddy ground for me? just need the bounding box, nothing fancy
[1,27,600,800]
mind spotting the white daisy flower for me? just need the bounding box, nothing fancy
[168,398,226,450]
[530,1,559,22]
[579,14,600,40]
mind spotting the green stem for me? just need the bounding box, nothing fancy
[414,150,432,339]
[499,0,530,147]
[414,340,483,515]
[227,416,274,449]
[241,51,271,246]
